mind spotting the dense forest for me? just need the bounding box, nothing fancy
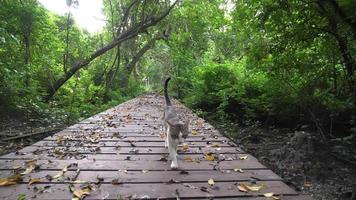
[1,0,356,199]
[1,0,355,137]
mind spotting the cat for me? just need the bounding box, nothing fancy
[162,77,190,169]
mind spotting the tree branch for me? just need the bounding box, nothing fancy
[46,1,178,99]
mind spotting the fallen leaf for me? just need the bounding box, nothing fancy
[21,165,35,175]
[272,196,281,200]
[73,188,90,198]
[142,169,149,173]
[53,165,68,179]
[158,157,168,162]
[204,154,215,161]
[159,132,165,139]
[239,183,264,192]
[25,159,37,166]
[183,183,197,189]
[56,135,65,144]
[239,156,248,160]
[71,180,87,184]
[191,130,199,135]
[167,179,180,184]
[208,178,214,186]
[234,168,244,173]
[200,186,209,193]
[237,184,248,192]
[53,171,64,179]
[0,179,17,186]
[182,143,189,151]
[13,165,22,170]
[180,170,189,175]
[184,157,194,162]
[0,174,22,187]
[62,165,68,172]
[111,179,121,185]
[28,178,41,185]
[264,192,274,197]
[212,143,220,148]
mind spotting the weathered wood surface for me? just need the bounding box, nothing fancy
[0,94,311,199]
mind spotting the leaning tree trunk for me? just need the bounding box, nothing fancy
[46,1,178,99]
[119,34,163,88]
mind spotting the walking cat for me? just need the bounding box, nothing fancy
[162,77,190,169]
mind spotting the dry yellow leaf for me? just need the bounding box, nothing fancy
[159,132,165,139]
[53,171,64,179]
[71,180,87,184]
[182,143,189,151]
[212,143,220,148]
[191,130,199,135]
[56,135,65,144]
[28,178,41,185]
[237,184,248,192]
[25,159,37,165]
[0,175,22,187]
[142,169,149,173]
[272,196,281,200]
[184,157,194,162]
[0,180,16,186]
[208,178,214,186]
[62,165,68,172]
[204,154,214,161]
[21,165,35,175]
[13,164,22,170]
[239,156,248,160]
[264,192,274,197]
[241,183,263,192]
[73,188,91,198]
[53,165,69,179]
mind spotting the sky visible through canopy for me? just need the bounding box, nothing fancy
[38,0,106,33]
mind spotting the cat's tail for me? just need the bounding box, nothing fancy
[164,77,172,106]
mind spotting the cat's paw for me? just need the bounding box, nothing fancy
[170,161,179,169]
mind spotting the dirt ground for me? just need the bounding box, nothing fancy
[211,121,356,200]
[0,114,65,156]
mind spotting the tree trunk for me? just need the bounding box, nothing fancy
[120,35,162,88]
[46,1,177,99]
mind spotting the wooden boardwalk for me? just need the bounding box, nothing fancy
[0,94,310,199]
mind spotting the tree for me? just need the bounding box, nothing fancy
[46,0,178,98]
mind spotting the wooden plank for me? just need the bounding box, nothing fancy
[0,181,297,199]
[43,135,231,142]
[0,159,267,170]
[46,132,227,138]
[18,146,244,154]
[32,140,234,147]
[0,169,282,183]
[0,153,245,161]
